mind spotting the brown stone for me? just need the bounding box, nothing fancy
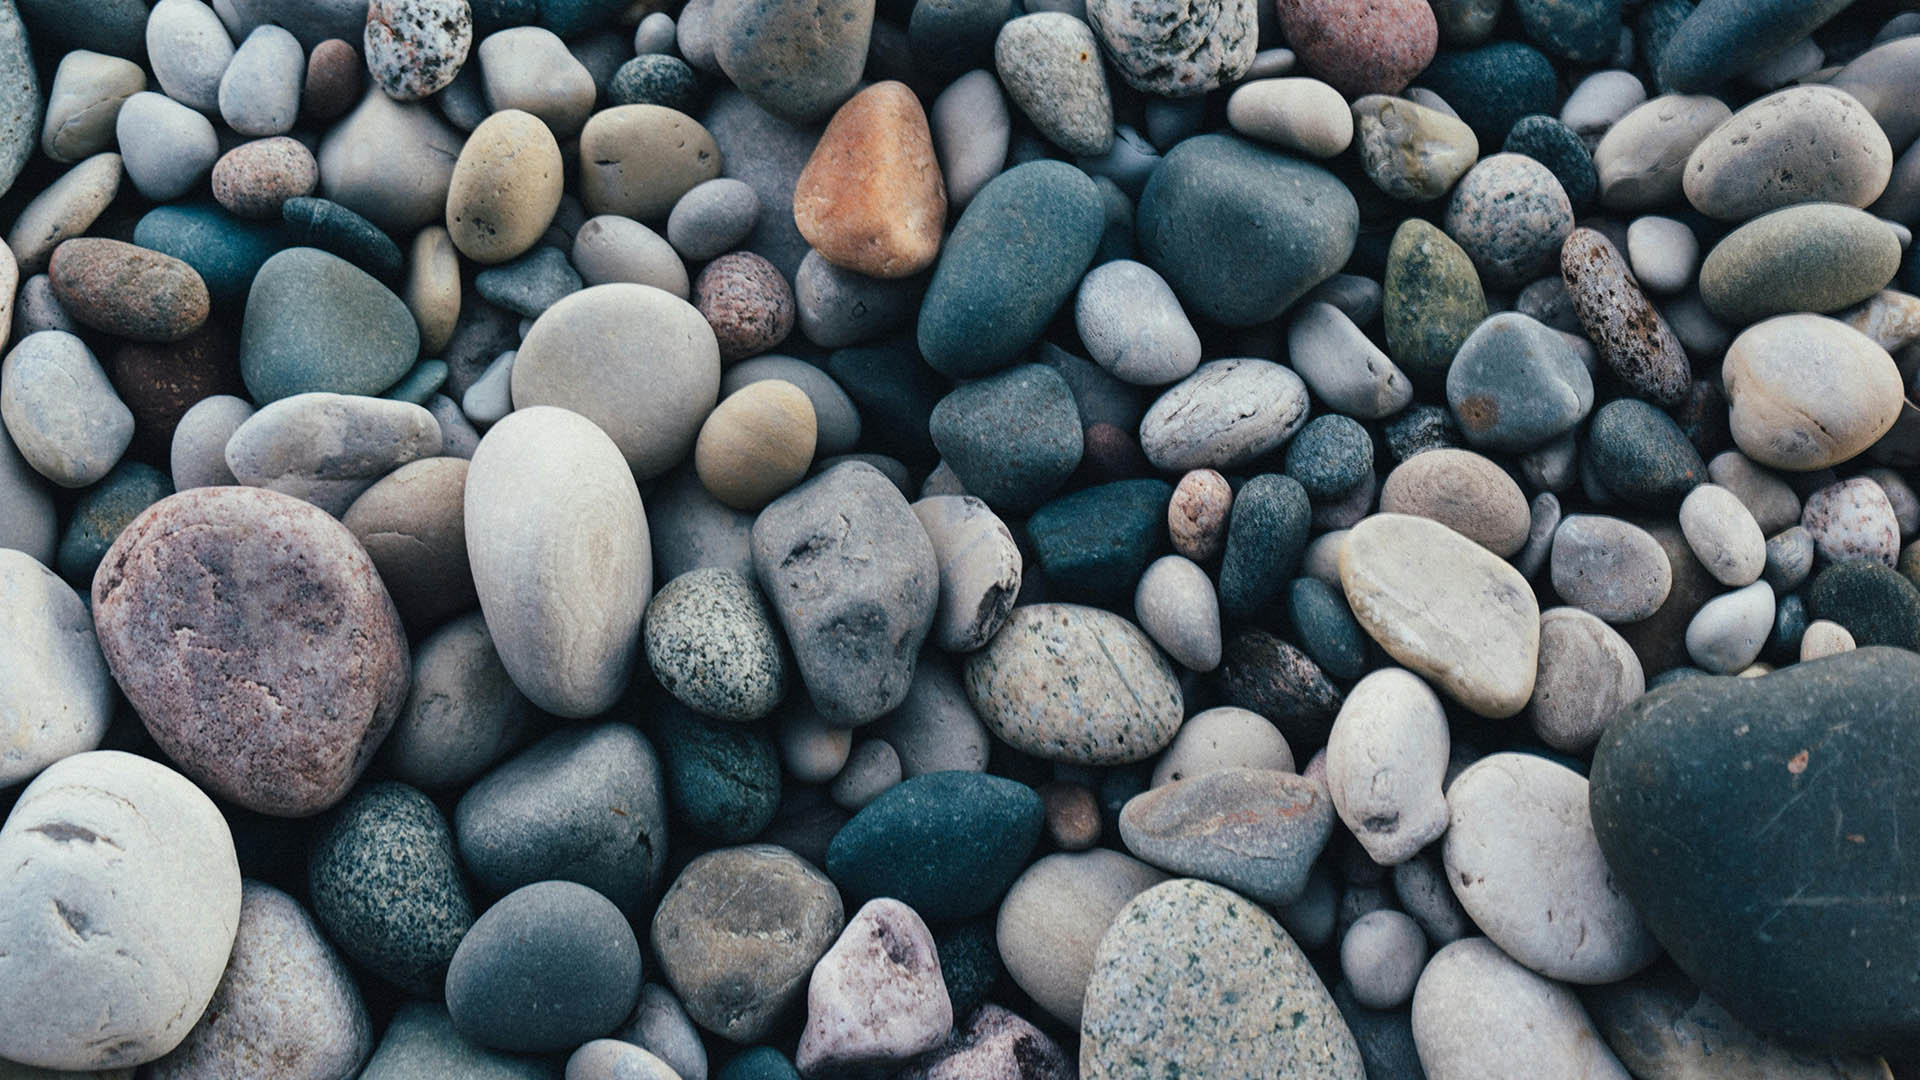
[49,238,211,343]
[793,81,947,280]
[91,487,411,817]
[1560,227,1690,406]
[105,321,244,464]
[1038,780,1100,850]
[1168,468,1231,562]
[341,456,476,631]
[211,136,319,220]
[303,39,363,124]
[693,251,795,361]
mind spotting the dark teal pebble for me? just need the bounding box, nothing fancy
[57,461,172,585]
[1136,133,1357,327]
[1504,114,1598,212]
[1810,559,1920,651]
[1514,0,1620,64]
[1655,0,1855,94]
[133,202,288,309]
[827,770,1043,922]
[918,160,1104,379]
[651,704,781,844]
[445,881,641,1054]
[1287,577,1370,682]
[1025,477,1172,604]
[283,196,405,283]
[537,0,628,37]
[1635,0,1694,93]
[929,362,1083,513]
[19,0,146,59]
[1766,591,1808,663]
[1217,473,1311,623]
[1446,312,1595,453]
[1416,42,1558,144]
[472,0,538,34]
[908,0,1012,79]
[609,54,700,112]
[1645,666,1711,690]
[826,339,947,467]
[1583,398,1705,510]
[1334,982,1425,1080]
[474,246,582,319]
[718,1047,802,1080]
[1283,415,1373,501]
[308,781,475,996]
[934,919,1003,1021]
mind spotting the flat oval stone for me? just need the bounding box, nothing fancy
[1326,667,1450,865]
[1133,553,1220,671]
[1075,259,1201,386]
[1447,312,1594,452]
[10,152,124,273]
[964,602,1183,765]
[1379,447,1531,557]
[651,844,844,1043]
[224,392,442,515]
[1445,752,1659,983]
[1137,133,1357,326]
[1722,314,1903,471]
[1351,93,1479,202]
[1811,559,1920,651]
[644,567,788,721]
[917,160,1103,379]
[446,109,563,265]
[446,881,641,1054]
[0,751,241,1073]
[48,238,208,344]
[1227,77,1353,158]
[219,24,302,136]
[148,0,235,112]
[476,27,594,137]
[711,0,872,124]
[579,105,722,221]
[382,613,532,790]
[827,770,1041,922]
[1340,513,1540,717]
[1592,649,1920,1055]
[211,136,318,219]
[994,13,1114,157]
[1120,767,1334,905]
[794,81,945,279]
[1139,358,1310,471]
[1529,606,1644,753]
[511,283,720,479]
[92,487,409,816]
[1081,879,1363,1079]
[1551,514,1673,623]
[1685,86,1892,221]
[241,247,419,402]
[1699,203,1903,326]
[1,330,133,489]
[1412,937,1632,1080]
[0,550,113,785]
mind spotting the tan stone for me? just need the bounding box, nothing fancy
[444,109,563,265]
[1379,447,1530,557]
[580,104,723,220]
[694,379,817,510]
[404,225,461,354]
[794,82,947,279]
[1722,313,1904,471]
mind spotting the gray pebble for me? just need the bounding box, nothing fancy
[1412,938,1633,1080]
[1341,909,1427,1010]
[115,91,219,201]
[794,248,924,348]
[666,177,761,262]
[994,14,1115,158]
[572,215,689,297]
[1132,554,1221,671]
[1139,358,1310,471]
[1677,482,1765,586]
[0,418,55,563]
[425,393,481,458]
[1706,450,1800,535]
[634,12,677,55]
[1762,525,1816,593]
[565,1041,679,1080]
[930,69,1010,212]
[475,246,583,319]
[385,612,535,790]
[0,330,132,488]
[219,24,302,136]
[1285,301,1413,420]
[643,567,789,722]
[1683,580,1774,674]
[872,651,992,777]
[911,494,1023,653]
[42,51,146,164]
[1802,476,1900,566]
[1391,850,1469,946]
[1325,667,1450,866]
[830,738,903,810]
[168,393,253,490]
[1550,514,1673,623]
[461,351,516,426]
[0,549,113,786]
[1528,606,1644,753]
[148,0,236,112]
[613,984,708,1080]
[646,464,755,581]
[358,1002,555,1080]
[1075,259,1201,386]
[478,27,596,138]
[224,392,443,515]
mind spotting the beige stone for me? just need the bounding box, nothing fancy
[694,379,817,510]
[1723,314,1903,470]
[580,104,723,220]
[445,109,563,264]
[1379,447,1530,557]
[404,226,461,354]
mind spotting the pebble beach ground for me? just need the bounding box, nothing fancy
[1,0,1919,1077]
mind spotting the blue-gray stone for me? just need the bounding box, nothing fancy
[1283,414,1372,500]
[918,159,1104,379]
[474,246,583,318]
[0,0,41,199]
[1504,114,1597,211]
[1584,398,1704,510]
[928,362,1083,512]
[282,196,405,283]
[385,359,450,405]
[1287,577,1369,681]
[1514,0,1619,63]
[1656,0,1855,93]
[652,703,781,843]
[134,203,289,309]
[826,770,1044,921]
[241,247,421,403]
[1026,477,1173,604]
[1218,474,1311,623]
[538,0,628,36]
[360,1002,556,1080]
[1416,43,1558,143]
[1446,311,1594,452]
[609,53,699,111]
[57,460,172,585]
[1137,133,1357,327]
[20,0,146,58]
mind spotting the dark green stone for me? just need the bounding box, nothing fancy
[1766,591,1808,663]
[1215,628,1344,748]
[1416,43,1559,144]
[20,0,146,59]
[934,919,1003,1020]
[1026,478,1172,604]
[473,246,582,318]
[57,461,172,585]
[1384,218,1487,391]
[1645,666,1710,690]
[826,339,947,467]
[609,54,700,111]
[653,705,781,844]
[1137,133,1357,327]
[472,0,538,34]
[1287,577,1369,682]
[928,362,1083,512]
[1505,115,1598,211]
[283,197,404,283]
[1584,398,1705,510]
[1810,560,1920,651]
[1283,415,1372,501]
[308,782,475,995]
[917,160,1104,379]
[1514,0,1620,63]
[717,1047,802,1080]
[133,203,288,309]
[825,770,1043,921]
[1590,648,1920,1056]
[1656,0,1855,93]
[1217,474,1311,623]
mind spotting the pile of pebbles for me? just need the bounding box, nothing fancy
[3,0,1920,1076]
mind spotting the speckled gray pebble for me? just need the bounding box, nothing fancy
[644,567,790,721]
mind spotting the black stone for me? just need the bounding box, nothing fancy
[1025,478,1172,604]
[825,771,1044,921]
[1810,559,1920,651]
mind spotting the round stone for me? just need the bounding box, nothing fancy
[1722,314,1903,471]
[365,0,472,102]
[446,109,564,265]
[1528,606,1644,753]
[710,0,871,124]
[995,849,1168,1027]
[994,14,1115,157]
[1342,909,1427,1010]
[1352,93,1478,202]
[1325,667,1450,865]
[1683,85,1893,221]
[644,567,789,721]
[667,178,759,264]
[1226,77,1352,158]
[1446,312,1594,452]
[1379,448,1530,557]
[446,881,641,1054]
[692,251,795,362]
[928,362,1082,512]
[241,247,420,402]
[1412,937,1632,1079]
[223,392,442,516]
[1550,514,1673,623]
[579,105,723,220]
[1139,358,1310,472]
[115,91,218,202]
[1803,477,1900,567]
[694,379,817,510]
[610,54,699,111]
[1444,152,1574,289]
[211,136,319,219]
[1677,482,1766,587]
[92,487,409,816]
[1273,0,1435,96]
[1168,468,1232,561]
[1074,259,1202,386]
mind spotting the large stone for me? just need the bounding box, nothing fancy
[0,549,113,786]
[1591,649,1920,1056]
[750,461,937,724]
[1698,204,1903,327]
[795,899,951,1076]
[1683,86,1892,221]
[1080,879,1363,1079]
[1412,938,1631,1080]
[1722,314,1903,471]
[0,752,242,1072]
[1137,133,1357,326]
[466,407,650,718]
[711,0,873,124]
[241,247,420,402]
[92,487,409,816]
[1339,513,1540,717]
[357,1003,553,1080]
[826,770,1043,921]
[1,330,134,489]
[316,87,466,232]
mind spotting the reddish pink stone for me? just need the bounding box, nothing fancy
[1274,0,1437,97]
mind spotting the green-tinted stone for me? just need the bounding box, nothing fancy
[1584,398,1705,510]
[1384,218,1487,391]
[1026,477,1172,604]
[241,246,421,403]
[539,0,628,36]
[56,461,172,585]
[1217,474,1311,623]
[1287,577,1370,681]
[717,1047,802,1080]
[308,781,474,995]
[1283,415,1372,501]
[928,362,1084,512]
[1810,559,1920,651]
[1655,0,1854,94]
[134,202,289,309]
[1697,203,1903,327]
[1635,0,1693,93]
[1416,42,1558,144]
[385,359,450,405]
[283,196,405,283]
[1591,648,1920,1056]
[1504,114,1597,211]
[917,160,1104,378]
[825,770,1044,921]
[653,704,781,844]
[826,341,947,467]
[1137,133,1357,327]
[934,919,1003,1020]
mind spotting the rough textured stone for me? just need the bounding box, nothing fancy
[48,238,209,344]
[365,0,472,102]
[796,899,951,1076]
[644,568,788,721]
[1087,0,1256,96]
[1561,228,1687,404]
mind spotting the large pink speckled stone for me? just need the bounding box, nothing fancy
[92,485,409,817]
[1273,0,1437,97]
